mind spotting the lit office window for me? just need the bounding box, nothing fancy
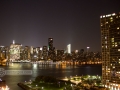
[112,13,116,16]
[106,22,108,24]
[106,46,107,48]
[115,45,118,47]
[115,42,117,45]
[111,38,114,42]
[112,45,114,47]
[105,37,107,39]
[103,15,105,18]
[113,66,115,68]
[110,17,113,19]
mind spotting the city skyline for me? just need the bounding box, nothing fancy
[0,0,120,51]
[0,39,99,52]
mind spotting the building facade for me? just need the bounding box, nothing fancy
[67,44,71,54]
[48,38,54,60]
[42,46,48,60]
[9,42,21,61]
[0,46,9,60]
[57,50,64,60]
[101,12,120,88]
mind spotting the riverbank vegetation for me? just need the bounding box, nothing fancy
[18,75,109,90]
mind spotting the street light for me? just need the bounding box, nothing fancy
[71,84,73,90]
[42,87,44,90]
[58,82,60,87]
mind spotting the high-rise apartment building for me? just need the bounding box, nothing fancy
[101,12,120,89]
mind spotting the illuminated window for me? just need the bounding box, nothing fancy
[115,45,118,47]
[113,66,115,68]
[115,42,117,45]
[112,13,115,16]
[106,46,107,48]
[112,45,114,47]
[106,22,108,24]
[117,27,119,29]
[111,38,114,42]
[107,14,111,17]
[110,17,113,19]
[112,38,114,40]
[103,15,105,18]
[105,37,107,39]
[118,49,120,51]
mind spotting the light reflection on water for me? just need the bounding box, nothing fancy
[0,63,102,90]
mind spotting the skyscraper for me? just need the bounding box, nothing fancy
[57,50,64,60]
[48,38,54,60]
[9,40,22,61]
[67,44,71,54]
[101,12,120,89]
[42,46,48,60]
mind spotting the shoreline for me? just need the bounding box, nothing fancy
[17,83,30,90]
[77,64,102,67]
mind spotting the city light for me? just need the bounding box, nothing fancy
[0,0,120,90]
[87,47,90,49]
[40,47,42,50]
[0,86,10,90]
[67,44,71,54]
[87,47,90,54]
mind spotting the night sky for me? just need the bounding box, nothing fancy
[0,0,120,51]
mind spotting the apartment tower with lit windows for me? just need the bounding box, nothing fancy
[100,12,120,88]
